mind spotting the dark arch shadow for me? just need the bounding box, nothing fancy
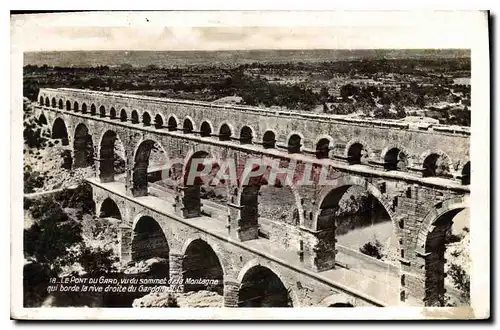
[51,118,69,146]
[73,123,94,168]
[99,198,122,220]
[182,239,224,295]
[131,216,170,278]
[238,265,292,307]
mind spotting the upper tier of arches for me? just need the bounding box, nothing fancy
[37,92,470,183]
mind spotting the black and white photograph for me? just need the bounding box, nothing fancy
[10,10,490,320]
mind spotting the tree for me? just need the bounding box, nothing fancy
[340,84,359,99]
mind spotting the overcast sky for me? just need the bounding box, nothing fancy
[11,11,486,51]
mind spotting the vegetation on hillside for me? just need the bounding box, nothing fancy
[24,57,471,125]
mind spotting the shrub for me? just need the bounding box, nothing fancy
[24,167,45,193]
[359,239,383,259]
[448,263,470,303]
[24,205,83,267]
[78,245,118,277]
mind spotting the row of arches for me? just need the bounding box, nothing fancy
[39,97,470,181]
[89,121,469,307]
[98,202,295,307]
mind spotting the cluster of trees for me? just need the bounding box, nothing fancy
[237,57,470,77]
[23,184,118,307]
[24,58,471,124]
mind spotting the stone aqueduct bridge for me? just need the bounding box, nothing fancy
[34,88,470,307]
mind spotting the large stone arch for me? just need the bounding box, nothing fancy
[97,129,126,183]
[97,197,123,220]
[460,160,471,185]
[130,215,170,277]
[51,117,69,146]
[413,196,469,306]
[154,113,165,129]
[237,163,305,231]
[236,259,297,307]
[131,138,168,197]
[181,238,225,294]
[415,196,469,250]
[182,116,196,133]
[180,149,221,218]
[318,293,356,307]
[73,123,95,169]
[312,175,397,233]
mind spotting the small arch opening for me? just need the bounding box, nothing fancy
[109,107,116,119]
[238,266,292,307]
[45,97,50,106]
[120,109,127,122]
[182,239,224,295]
[167,116,178,131]
[99,105,106,117]
[154,114,163,129]
[131,110,139,124]
[73,101,79,112]
[263,131,276,149]
[316,138,331,159]
[66,100,71,110]
[142,112,151,126]
[58,99,64,109]
[183,118,194,134]
[99,198,122,220]
[82,103,87,114]
[90,104,97,115]
[423,153,450,178]
[347,143,366,165]
[384,148,408,171]
[461,161,470,185]
[39,96,44,106]
[200,121,212,137]
[51,118,69,146]
[287,134,302,154]
[219,124,232,141]
[329,302,354,307]
[240,126,253,144]
[51,98,56,108]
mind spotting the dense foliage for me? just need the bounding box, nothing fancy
[23,184,116,307]
[24,57,471,125]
